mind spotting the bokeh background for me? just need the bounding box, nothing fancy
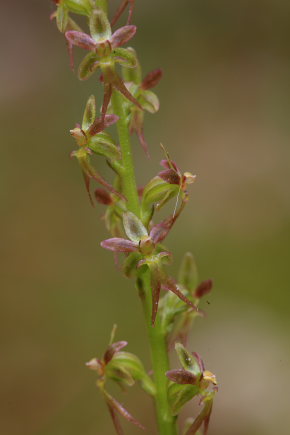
[1,0,290,434]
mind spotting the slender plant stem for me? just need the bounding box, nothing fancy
[141,270,178,435]
[111,90,140,216]
[112,89,177,434]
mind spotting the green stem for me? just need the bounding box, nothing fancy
[112,89,177,434]
[141,270,178,435]
[111,90,140,216]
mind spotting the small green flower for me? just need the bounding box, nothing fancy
[101,211,198,324]
[86,325,151,434]
[166,343,218,434]
[65,8,142,117]
[70,95,124,204]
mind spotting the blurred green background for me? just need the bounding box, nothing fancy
[1,0,290,434]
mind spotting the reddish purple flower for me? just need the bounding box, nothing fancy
[166,343,218,435]
[86,327,145,434]
[158,152,196,191]
[70,94,124,205]
[101,211,198,324]
[65,8,142,118]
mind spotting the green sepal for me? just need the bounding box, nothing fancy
[104,207,123,237]
[92,132,116,146]
[141,177,179,220]
[178,252,198,293]
[56,4,68,33]
[123,211,148,243]
[82,95,96,131]
[88,136,121,161]
[89,8,111,43]
[122,48,142,84]
[78,52,99,81]
[139,90,160,113]
[142,177,178,205]
[65,0,92,16]
[168,383,199,416]
[175,343,202,378]
[113,47,137,68]
[105,364,135,388]
[109,351,156,396]
[123,252,142,278]
[159,291,190,331]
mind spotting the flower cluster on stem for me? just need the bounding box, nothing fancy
[51,1,217,434]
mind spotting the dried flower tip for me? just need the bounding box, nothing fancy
[141,69,163,90]
[104,340,128,364]
[86,358,104,375]
[202,370,217,386]
[94,188,112,205]
[195,279,213,299]
[183,172,196,184]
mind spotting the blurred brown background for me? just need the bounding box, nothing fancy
[1,0,290,434]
